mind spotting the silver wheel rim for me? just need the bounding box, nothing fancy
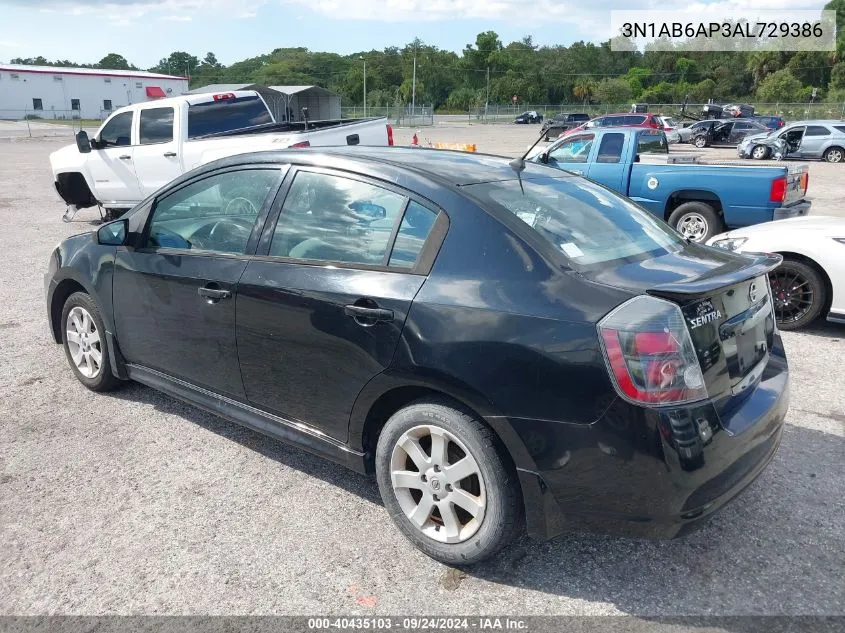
[390,425,486,544]
[66,306,102,379]
[677,213,709,241]
[752,146,767,159]
[695,137,706,148]
[827,149,843,163]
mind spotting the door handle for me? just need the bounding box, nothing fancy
[163,152,177,157]
[198,286,232,302]
[119,155,132,160]
[344,304,393,322]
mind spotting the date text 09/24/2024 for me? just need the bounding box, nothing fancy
[307,618,528,631]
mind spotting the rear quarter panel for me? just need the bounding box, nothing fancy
[627,164,787,227]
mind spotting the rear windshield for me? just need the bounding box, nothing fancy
[187,95,273,139]
[572,114,590,121]
[464,178,683,266]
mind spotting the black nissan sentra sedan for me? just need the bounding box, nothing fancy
[45,147,789,565]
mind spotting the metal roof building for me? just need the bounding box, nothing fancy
[186,84,341,121]
[0,64,189,120]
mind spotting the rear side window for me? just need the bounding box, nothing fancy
[805,126,830,136]
[637,131,668,154]
[596,133,624,163]
[389,202,438,268]
[627,115,646,125]
[464,179,682,267]
[99,112,133,147]
[139,107,174,145]
[187,95,273,139]
[834,126,845,134]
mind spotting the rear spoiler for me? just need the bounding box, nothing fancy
[647,253,782,298]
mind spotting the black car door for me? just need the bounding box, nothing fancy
[112,166,286,399]
[235,167,448,442]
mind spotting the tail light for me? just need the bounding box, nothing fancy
[769,176,787,203]
[212,93,236,101]
[648,118,660,129]
[598,296,707,406]
[386,124,394,146]
[289,140,310,148]
[800,171,809,193]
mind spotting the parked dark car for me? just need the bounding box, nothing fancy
[752,115,786,130]
[541,112,590,140]
[690,119,769,148]
[514,110,543,124]
[45,147,789,565]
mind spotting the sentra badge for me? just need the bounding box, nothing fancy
[688,299,722,329]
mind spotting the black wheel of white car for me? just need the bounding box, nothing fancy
[668,202,723,243]
[61,292,122,391]
[375,400,522,565]
[751,145,770,160]
[823,146,844,163]
[693,136,708,149]
[769,259,826,330]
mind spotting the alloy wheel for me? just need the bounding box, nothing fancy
[752,145,768,160]
[825,148,843,163]
[769,268,816,326]
[676,213,709,242]
[389,424,486,544]
[65,306,102,378]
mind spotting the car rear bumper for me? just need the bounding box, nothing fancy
[511,340,789,541]
[774,200,811,220]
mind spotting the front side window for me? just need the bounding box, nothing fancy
[99,112,133,147]
[548,134,594,163]
[187,95,273,139]
[139,107,174,145]
[464,178,683,267]
[147,169,280,254]
[269,171,408,266]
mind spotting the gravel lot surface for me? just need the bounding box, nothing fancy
[1,131,843,616]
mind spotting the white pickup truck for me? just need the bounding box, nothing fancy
[50,90,394,217]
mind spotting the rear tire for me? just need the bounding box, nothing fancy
[769,259,826,330]
[375,399,522,565]
[823,146,844,163]
[668,202,723,243]
[61,292,122,392]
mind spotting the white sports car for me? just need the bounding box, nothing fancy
[707,216,845,330]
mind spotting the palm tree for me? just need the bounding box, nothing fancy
[573,78,596,105]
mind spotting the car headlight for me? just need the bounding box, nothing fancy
[710,237,748,251]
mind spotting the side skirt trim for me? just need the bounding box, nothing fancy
[126,364,368,473]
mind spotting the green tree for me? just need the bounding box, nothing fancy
[594,78,632,105]
[756,69,803,102]
[830,62,845,91]
[202,52,221,68]
[149,51,200,77]
[573,78,596,104]
[97,54,134,70]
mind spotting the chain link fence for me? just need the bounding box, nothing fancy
[0,108,109,139]
[461,102,845,124]
[341,105,434,127]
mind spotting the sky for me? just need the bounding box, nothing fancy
[0,0,833,69]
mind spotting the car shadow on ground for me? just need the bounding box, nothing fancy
[796,320,845,340]
[107,383,844,614]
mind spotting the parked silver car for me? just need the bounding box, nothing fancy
[738,120,845,163]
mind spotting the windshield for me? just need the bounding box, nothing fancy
[464,178,684,267]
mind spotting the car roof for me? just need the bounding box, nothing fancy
[196,146,571,188]
[786,120,845,126]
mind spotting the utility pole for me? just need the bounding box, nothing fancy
[359,56,366,117]
[486,66,490,110]
[411,54,416,120]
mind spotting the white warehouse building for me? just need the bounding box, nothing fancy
[0,64,189,120]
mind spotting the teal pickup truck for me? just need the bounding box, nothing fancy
[530,127,810,242]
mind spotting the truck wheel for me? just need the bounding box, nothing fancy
[693,136,708,149]
[751,145,770,160]
[769,259,826,330]
[61,292,123,392]
[668,202,723,243]
[375,399,522,565]
[823,146,844,163]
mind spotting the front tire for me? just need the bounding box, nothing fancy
[375,400,522,565]
[668,202,723,243]
[61,292,122,391]
[751,145,770,160]
[823,146,844,163]
[693,136,708,149]
[769,259,827,330]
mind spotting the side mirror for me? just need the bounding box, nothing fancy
[97,218,127,246]
[76,130,92,154]
[634,154,641,163]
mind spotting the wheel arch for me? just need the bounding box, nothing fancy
[777,251,834,316]
[823,145,844,162]
[49,277,91,343]
[664,190,723,222]
[55,171,98,209]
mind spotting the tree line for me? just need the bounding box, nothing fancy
[9,0,844,110]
